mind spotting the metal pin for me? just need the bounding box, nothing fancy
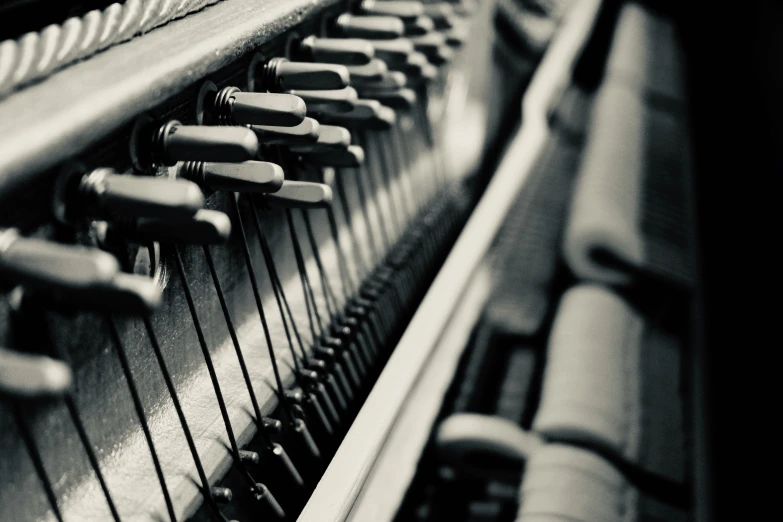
[209,87,307,127]
[353,70,408,91]
[263,417,283,433]
[334,14,405,40]
[296,36,375,65]
[287,87,358,114]
[405,15,435,36]
[28,273,162,316]
[289,125,352,153]
[423,3,456,28]
[360,0,424,21]
[296,145,365,168]
[0,228,119,292]
[367,38,414,66]
[345,58,388,82]
[358,87,417,110]
[211,487,233,504]
[57,168,204,223]
[408,33,454,64]
[153,121,259,165]
[250,117,321,146]
[444,26,467,47]
[0,346,72,398]
[261,58,350,91]
[324,99,396,130]
[120,209,231,245]
[397,50,430,76]
[179,161,284,194]
[262,181,333,209]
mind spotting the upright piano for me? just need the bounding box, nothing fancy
[0,1,709,521]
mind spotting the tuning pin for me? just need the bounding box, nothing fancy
[323,99,397,130]
[27,273,162,315]
[288,87,358,113]
[405,15,435,36]
[347,63,390,92]
[211,487,233,504]
[208,87,306,127]
[56,168,204,224]
[127,209,232,245]
[359,88,417,110]
[152,121,259,166]
[297,145,365,168]
[368,38,415,66]
[353,70,407,91]
[398,51,435,78]
[179,160,284,194]
[359,0,424,21]
[261,181,332,209]
[263,417,283,433]
[289,125,352,152]
[296,35,375,66]
[261,58,350,91]
[423,3,456,28]
[444,27,467,47]
[250,117,320,146]
[408,33,453,64]
[239,450,261,466]
[451,0,478,16]
[334,14,405,40]
[0,228,120,291]
[0,346,72,398]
